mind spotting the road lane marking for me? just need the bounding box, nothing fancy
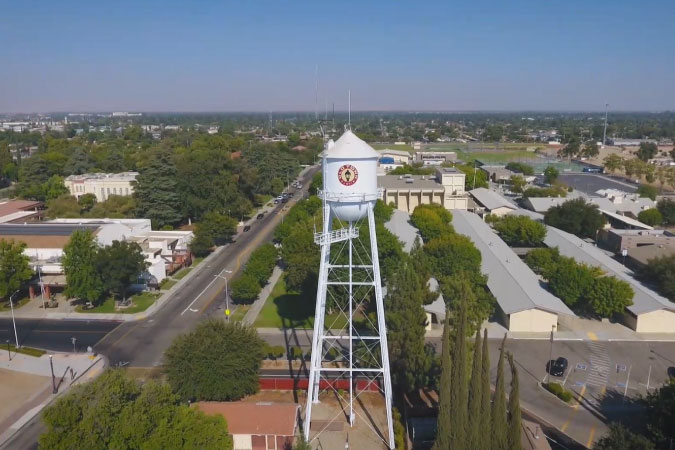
[573,384,586,409]
[561,420,570,432]
[180,276,221,316]
[586,426,596,447]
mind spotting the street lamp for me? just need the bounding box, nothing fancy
[71,337,77,353]
[49,354,57,394]
[9,290,20,349]
[545,324,557,383]
[222,269,233,320]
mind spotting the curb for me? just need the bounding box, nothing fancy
[0,354,108,449]
[536,381,575,408]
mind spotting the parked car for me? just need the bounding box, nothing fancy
[243,225,251,232]
[547,357,568,377]
[256,213,265,219]
[668,366,675,379]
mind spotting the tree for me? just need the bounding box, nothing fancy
[230,274,262,304]
[505,162,534,176]
[637,185,658,201]
[457,164,489,190]
[492,335,508,450]
[603,154,624,173]
[77,193,97,211]
[198,212,237,246]
[46,194,81,218]
[594,424,654,450]
[543,166,559,185]
[509,175,527,193]
[432,314,452,450]
[411,204,453,242]
[424,234,481,277]
[165,320,264,401]
[586,276,634,317]
[190,227,214,257]
[546,258,599,307]
[657,199,675,226]
[386,261,433,393]
[441,273,494,336]
[525,248,561,275]
[39,370,232,450]
[507,352,523,450]
[492,215,547,247]
[243,243,278,286]
[479,328,492,450]
[582,141,599,158]
[43,175,70,201]
[134,150,183,228]
[644,378,675,445]
[87,195,136,219]
[97,241,148,301]
[0,239,32,301]
[544,198,605,239]
[638,208,663,226]
[636,142,658,162]
[62,230,104,304]
[449,290,468,450]
[638,255,675,301]
[467,329,483,449]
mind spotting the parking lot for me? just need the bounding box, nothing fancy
[557,173,638,195]
[491,338,675,448]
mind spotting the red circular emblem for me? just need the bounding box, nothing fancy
[338,164,358,186]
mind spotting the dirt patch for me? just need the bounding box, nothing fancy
[0,368,50,424]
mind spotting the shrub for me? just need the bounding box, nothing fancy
[290,346,304,360]
[638,208,663,226]
[543,382,573,403]
[231,274,262,304]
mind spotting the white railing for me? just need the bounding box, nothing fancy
[314,227,359,245]
[319,190,380,203]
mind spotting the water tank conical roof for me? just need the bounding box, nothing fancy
[325,130,379,159]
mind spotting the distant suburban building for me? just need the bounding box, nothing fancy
[195,402,300,450]
[608,138,656,147]
[0,219,193,298]
[378,149,412,165]
[64,172,139,202]
[378,167,468,213]
[0,200,43,224]
[604,229,675,253]
[469,188,517,217]
[452,210,575,332]
[480,165,515,183]
[414,151,457,166]
[626,244,675,270]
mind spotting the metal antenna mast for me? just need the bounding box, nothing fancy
[602,102,609,148]
[348,89,351,130]
[315,65,319,121]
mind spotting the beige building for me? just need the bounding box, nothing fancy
[469,188,517,217]
[452,210,575,333]
[378,167,468,213]
[414,151,457,165]
[64,172,139,202]
[603,229,675,253]
[378,149,412,164]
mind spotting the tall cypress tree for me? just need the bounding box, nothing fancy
[492,334,508,450]
[134,149,182,228]
[432,313,452,450]
[450,284,471,450]
[480,328,492,450]
[467,328,482,449]
[507,352,523,450]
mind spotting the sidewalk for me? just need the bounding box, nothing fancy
[0,351,106,446]
[241,265,284,325]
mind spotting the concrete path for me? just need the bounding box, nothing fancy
[242,265,284,325]
[0,351,106,447]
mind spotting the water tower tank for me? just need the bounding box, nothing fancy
[323,130,379,222]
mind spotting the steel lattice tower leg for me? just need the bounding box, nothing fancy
[304,202,395,449]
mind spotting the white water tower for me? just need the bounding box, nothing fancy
[305,130,395,448]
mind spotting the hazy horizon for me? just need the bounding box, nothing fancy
[2,0,674,113]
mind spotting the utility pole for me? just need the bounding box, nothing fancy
[602,103,609,148]
[71,337,77,353]
[9,291,20,349]
[545,324,556,383]
[49,355,57,394]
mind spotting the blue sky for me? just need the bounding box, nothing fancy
[1,0,674,112]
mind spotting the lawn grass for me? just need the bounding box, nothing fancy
[160,279,178,291]
[4,344,46,357]
[173,267,192,280]
[76,292,160,314]
[254,275,360,330]
[457,150,539,163]
[0,296,31,312]
[229,305,250,322]
[192,257,204,266]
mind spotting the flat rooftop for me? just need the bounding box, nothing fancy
[378,175,444,190]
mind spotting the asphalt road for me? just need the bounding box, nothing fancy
[0,166,318,450]
[0,318,120,353]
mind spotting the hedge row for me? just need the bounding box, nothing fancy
[231,243,278,304]
[543,382,573,403]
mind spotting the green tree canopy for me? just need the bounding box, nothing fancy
[62,230,105,304]
[492,215,547,247]
[638,208,663,226]
[0,239,32,301]
[543,166,560,185]
[638,255,675,301]
[636,142,658,162]
[39,370,232,450]
[97,240,148,301]
[505,162,534,175]
[594,424,654,450]
[603,154,624,173]
[386,260,433,393]
[544,198,605,239]
[637,185,658,201]
[424,234,481,277]
[509,175,527,193]
[134,150,183,228]
[657,199,675,226]
[165,320,264,401]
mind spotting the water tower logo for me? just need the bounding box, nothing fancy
[337,164,358,186]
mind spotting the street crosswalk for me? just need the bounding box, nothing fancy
[586,341,611,387]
